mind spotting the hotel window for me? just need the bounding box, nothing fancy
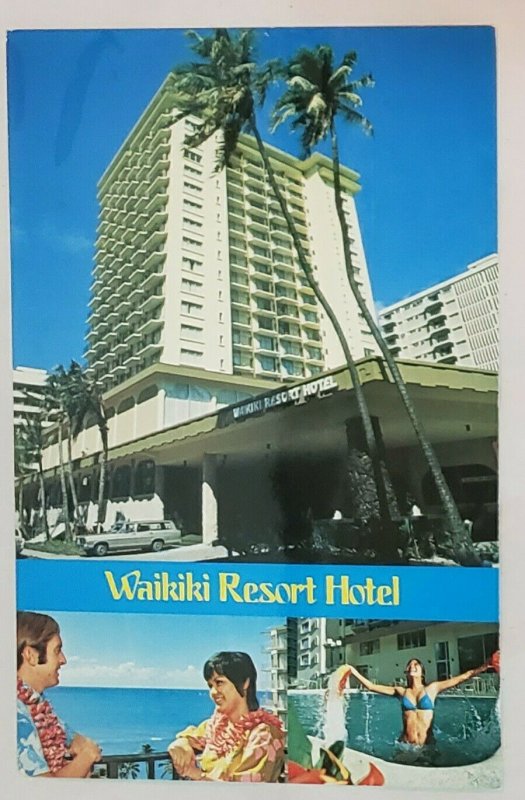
[359,639,380,656]
[181,324,203,341]
[112,465,132,500]
[282,359,304,377]
[397,630,426,650]
[181,348,203,358]
[233,351,252,367]
[183,198,202,211]
[181,301,203,317]
[457,633,499,672]
[135,460,156,496]
[256,335,276,351]
[184,149,202,163]
[233,330,251,346]
[258,317,276,331]
[183,236,202,248]
[182,257,203,273]
[182,278,203,294]
[183,217,202,230]
[184,181,202,193]
[257,354,278,372]
[184,164,202,177]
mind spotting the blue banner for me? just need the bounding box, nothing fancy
[16,560,498,622]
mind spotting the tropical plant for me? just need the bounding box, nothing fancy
[14,411,50,540]
[45,375,73,541]
[67,360,110,529]
[169,28,395,524]
[274,44,478,564]
[46,365,81,525]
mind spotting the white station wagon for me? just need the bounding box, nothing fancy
[78,520,181,557]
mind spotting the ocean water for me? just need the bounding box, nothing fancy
[47,686,256,755]
[290,691,501,768]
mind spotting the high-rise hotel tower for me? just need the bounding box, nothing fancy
[85,74,378,392]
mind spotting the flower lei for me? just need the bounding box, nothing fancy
[206,708,282,758]
[17,679,68,773]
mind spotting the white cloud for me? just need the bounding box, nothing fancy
[60,658,202,689]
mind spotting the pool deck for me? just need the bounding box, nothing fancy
[310,737,502,790]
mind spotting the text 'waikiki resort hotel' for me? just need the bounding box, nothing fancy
[38,70,498,558]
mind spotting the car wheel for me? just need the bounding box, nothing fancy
[94,542,109,557]
[151,539,164,553]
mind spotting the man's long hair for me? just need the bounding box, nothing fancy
[203,651,259,711]
[17,611,60,669]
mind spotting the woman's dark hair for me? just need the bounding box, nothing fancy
[405,658,426,683]
[203,651,259,711]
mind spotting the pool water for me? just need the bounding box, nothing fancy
[289,691,500,767]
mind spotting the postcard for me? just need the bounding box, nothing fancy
[2,3,518,797]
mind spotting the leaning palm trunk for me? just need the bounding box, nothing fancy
[249,115,396,523]
[37,457,50,541]
[96,425,109,529]
[17,478,25,535]
[57,422,72,541]
[330,123,478,564]
[66,429,80,524]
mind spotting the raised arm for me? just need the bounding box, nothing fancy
[337,664,399,697]
[431,662,490,695]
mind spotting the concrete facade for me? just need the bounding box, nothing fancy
[379,255,498,370]
[85,73,378,394]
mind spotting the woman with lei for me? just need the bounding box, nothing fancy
[168,651,284,782]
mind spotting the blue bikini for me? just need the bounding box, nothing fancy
[400,692,435,711]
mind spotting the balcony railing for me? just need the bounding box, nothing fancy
[92,751,180,780]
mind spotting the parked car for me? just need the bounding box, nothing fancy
[78,520,182,557]
[15,529,24,557]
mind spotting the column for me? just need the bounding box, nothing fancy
[202,454,218,545]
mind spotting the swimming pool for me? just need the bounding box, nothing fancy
[289,691,500,767]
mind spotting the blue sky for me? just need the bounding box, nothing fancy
[42,610,284,689]
[7,26,496,370]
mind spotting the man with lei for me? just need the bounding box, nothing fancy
[17,611,102,778]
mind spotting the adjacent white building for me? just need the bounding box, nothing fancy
[379,254,499,370]
[13,366,49,427]
[84,72,379,395]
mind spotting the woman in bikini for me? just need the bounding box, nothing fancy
[338,657,494,746]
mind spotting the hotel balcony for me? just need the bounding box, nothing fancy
[145,210,168,232]
[231,316,251,329]
[138,341,163,358]
[124,353,141,368]
[301,315,320,328]
[145,192,168,217]
[128,284,145,305]
[247,217,269,235]
[142,250,166,272]
[114,318,131,336]
[106,309,119,326]
[114,340,128,355]
[277,309,300,322]
[280,349,303,360]
[130,248,147,268]
[426,313,447,329]
[252,285,275,299]
[142,271,165,293]
[424,299,444,316]
[245,174,266,193]
[140,291,164,313]
[139,316,164,336]
[128,307,142,325]
[142,229,167,255]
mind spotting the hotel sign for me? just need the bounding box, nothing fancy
[231,374,338,421]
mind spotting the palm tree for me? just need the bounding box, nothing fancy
[15,411,50,540]
[68,361,110,530]
[45,375,73,541]
[47,365,81,526]
[274,45,478,563]
[169,28,396,524]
